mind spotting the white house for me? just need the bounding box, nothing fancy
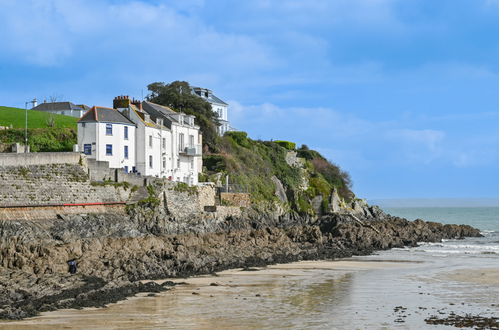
[191,86,232,135]
[33,102,90,118]
[114,96,170,178]
[141,101,202,185]
[85,96,203,185]
[77,106,136,172]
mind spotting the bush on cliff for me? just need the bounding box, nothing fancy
[274,140,296,150]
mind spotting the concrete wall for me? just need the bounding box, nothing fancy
[0,152,82,167]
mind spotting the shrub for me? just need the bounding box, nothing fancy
[274,140,296,150]
[225,131,250,148]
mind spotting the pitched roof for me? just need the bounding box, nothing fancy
[207,94,228,106]
[78,106,134,125]
[33,102,87,112]
[129,104,162,129]
[142,101,182,125]
[76,104,91,111]
[191,87,228,105]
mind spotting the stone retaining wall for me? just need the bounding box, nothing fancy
[0,164,133,208]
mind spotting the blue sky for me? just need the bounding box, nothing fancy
[1,0,499,200]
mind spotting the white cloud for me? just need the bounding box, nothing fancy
[0,0,272,70]
[386,129,445,152]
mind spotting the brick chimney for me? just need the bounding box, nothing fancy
[131,98,142,111]
[113,95,131,109]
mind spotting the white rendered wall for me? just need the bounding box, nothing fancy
[77,122,136,171]
[44,109,85,118]
[170,122,201,185]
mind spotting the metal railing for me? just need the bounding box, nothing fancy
[217,184,249,194]
[178,144,202,156]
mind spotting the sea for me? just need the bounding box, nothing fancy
[2,207,498,329]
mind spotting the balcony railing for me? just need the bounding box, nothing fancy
[178,144,202,156]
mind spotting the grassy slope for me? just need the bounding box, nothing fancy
[0,106,78,152]
[0,106,77,129]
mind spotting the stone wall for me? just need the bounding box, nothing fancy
[0,163,135,218]
[220,192,251,207]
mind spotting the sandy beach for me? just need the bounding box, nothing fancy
[1,256,497,329]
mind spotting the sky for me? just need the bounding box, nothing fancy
[1,0,499,200]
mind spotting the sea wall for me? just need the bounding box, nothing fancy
[0,164,132,208]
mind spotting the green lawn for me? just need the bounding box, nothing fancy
[0,106,77,129]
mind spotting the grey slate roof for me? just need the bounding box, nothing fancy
[78,106,134,125]
[207,94,228,106]
[142,101,179,125]
[191,87,228,105]
[33,102,87,112]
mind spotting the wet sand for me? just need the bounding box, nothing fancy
[446,268,499,286]
[1,258,497,329]
[0,260,411,330]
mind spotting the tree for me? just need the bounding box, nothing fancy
[146,81,220,151]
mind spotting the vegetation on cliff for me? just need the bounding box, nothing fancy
[202,131,354,215]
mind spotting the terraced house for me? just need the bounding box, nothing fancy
[77,96,202,185]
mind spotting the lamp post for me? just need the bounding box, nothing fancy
[24,101,29,153]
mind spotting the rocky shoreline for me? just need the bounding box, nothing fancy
[0,206,482,321]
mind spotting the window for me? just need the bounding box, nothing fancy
[162,157,166,169]
[149,135,153,148]
[83,144,91,155]
[149,155,153,168]
[124,166,128,173]
[106,124,113,136]
[177,158,180,168]
[179,133,184,150]
[124,126,128,140]
[106,144,112,156]
[124,146,129,159]
[162,138,166,149]
[190,159,194,169]
[189,135,194,147]
[82,123,86,127]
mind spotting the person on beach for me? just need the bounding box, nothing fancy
[68,260,77,274]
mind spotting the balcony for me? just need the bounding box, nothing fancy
[178,144,202,156]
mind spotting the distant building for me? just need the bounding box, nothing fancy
[77,106,136,172]
[191,86,232,135]
[33,102,90,118]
